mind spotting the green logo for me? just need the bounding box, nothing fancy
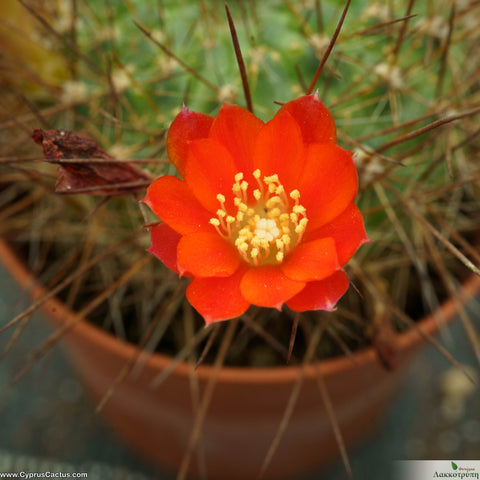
[452,462,458,470]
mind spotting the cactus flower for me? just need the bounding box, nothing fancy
[144,94,368,324]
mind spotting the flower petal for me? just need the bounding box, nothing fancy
[167,106,213,177]
[299,144,358,230]
[240,265,305,309]
[305,203,369,266]
[148,223,181,274]
[184,138,238,213]
[279,93,336,145]
[186,266,250,325]
[143,175,212,235]
[286,270,350,312]
[177,232,241,277]
[281,237,339,282]
[209,103,264,174]
[252,110,305,192]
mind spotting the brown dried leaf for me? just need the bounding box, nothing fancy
[31,128,152,195]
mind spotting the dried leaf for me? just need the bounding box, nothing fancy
[31,128,152,195]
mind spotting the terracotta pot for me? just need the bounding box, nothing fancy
[1,239,479,480]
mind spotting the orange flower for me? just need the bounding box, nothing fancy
[144,94,368,324]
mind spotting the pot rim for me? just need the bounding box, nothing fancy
[1,239,479,385]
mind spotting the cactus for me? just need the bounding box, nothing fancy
[1,0,479,366]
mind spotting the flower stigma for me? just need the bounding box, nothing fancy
[209,170,308,266]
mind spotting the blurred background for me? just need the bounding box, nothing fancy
[1,261,479,480]
[1,0,479,479]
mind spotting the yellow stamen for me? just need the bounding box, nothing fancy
[210,169,309,267]
[264,174,279,183]
[293,205,306,215]
[266,196,282,208]
[289,190,300,201]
